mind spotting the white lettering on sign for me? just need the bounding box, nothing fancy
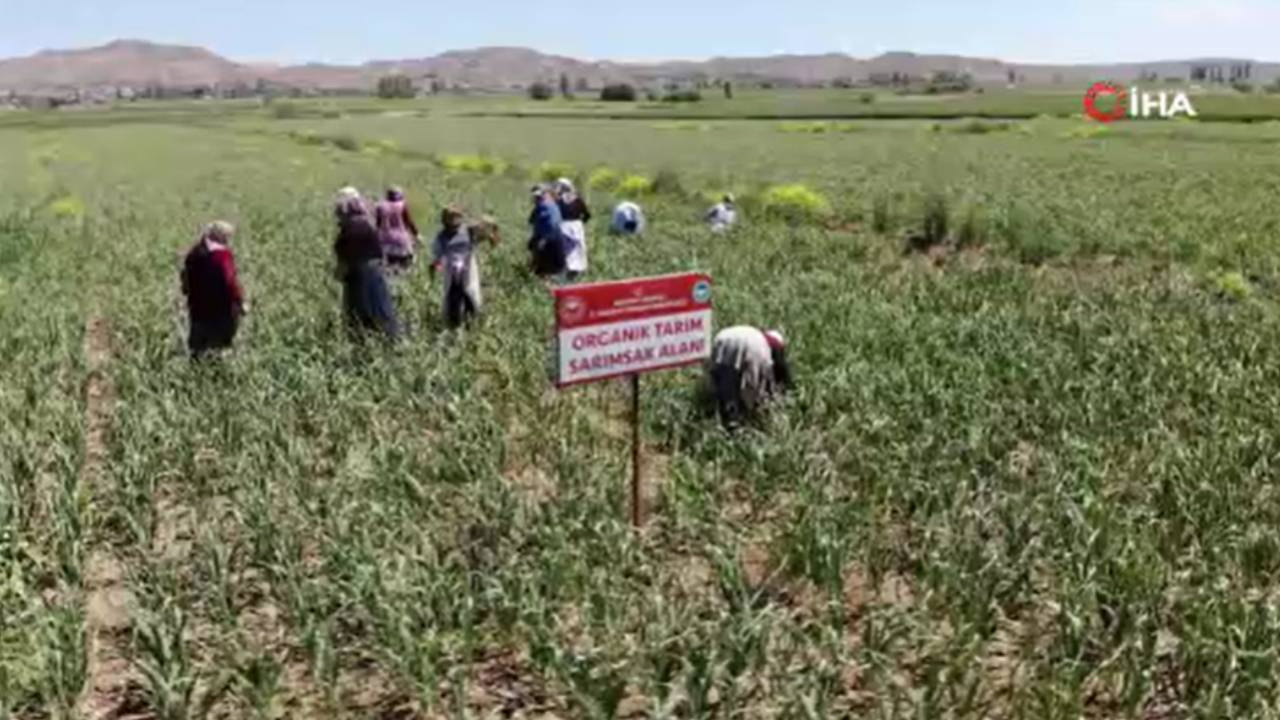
[559,309,713,385]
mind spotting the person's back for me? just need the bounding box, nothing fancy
[611,202,645,235]
[184,242,236,323]
[335,213,382,270]
[529,190,568,276]
[708,201,737,232]
[376,187,419,266]
[180,222,244,358]
[709,326,788,429]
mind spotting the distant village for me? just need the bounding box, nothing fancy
[0,61,1268,111]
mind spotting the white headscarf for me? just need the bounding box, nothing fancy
[556,177,576,196]
[200,221,235,248]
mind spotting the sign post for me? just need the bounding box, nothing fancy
[630,373,642,527]
[552,272,714,526]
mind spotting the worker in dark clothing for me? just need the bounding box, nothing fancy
[528,185,568,278]
[181,221,246,360]
[333,191,400,343]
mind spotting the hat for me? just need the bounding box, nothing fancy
[764,329,786,349]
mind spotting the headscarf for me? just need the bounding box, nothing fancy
[723,193,736,205]
[764,329,786,350]
[335,187,368,220]
[556,177,576,196]
[200,221,235,247]
[441,205,465,230]
[386,186,405,202]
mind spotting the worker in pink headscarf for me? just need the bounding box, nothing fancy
[375,186,421,271]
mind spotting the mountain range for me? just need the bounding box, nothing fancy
[1,40,1275,95]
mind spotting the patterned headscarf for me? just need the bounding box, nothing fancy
[335,187,368,219]
[201,221,235,247]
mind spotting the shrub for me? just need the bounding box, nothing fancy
[528,82,555,101]
[617,174,654,196]
[362,139,399,156]
[777,121,831,134]
[440,154,507,175]
[331,135,360,152]
[859,92,876,105]
[952,119,1012,134]
[661,89,703,103]
[271,101,304,119]
[956,204,987,248]
[377,74,415,99]
[1211,271,1253,301]
[289,130,326,146]
[1062,124,1109,139]
[759,184,832,222]
[47,195,85,220]
[651,169,684,196]
[652,121,712,131]
[536,162,577,183]
[871,196,892,234]
[921,192,949,245]
[587,167,622,191]
[600,84,638,102]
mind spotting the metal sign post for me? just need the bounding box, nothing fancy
[630,373,642,527]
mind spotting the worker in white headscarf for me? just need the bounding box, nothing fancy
[610,201,645,236]
[706,193,738,233]
[706,326,791,429]
[555,177,591,280]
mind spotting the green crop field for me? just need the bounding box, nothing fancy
[5,96,1280,719]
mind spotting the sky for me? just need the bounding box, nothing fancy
[2,0,1277,65]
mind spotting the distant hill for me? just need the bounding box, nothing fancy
[0,40,1276,96]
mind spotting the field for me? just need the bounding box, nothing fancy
[4,94,1280,719]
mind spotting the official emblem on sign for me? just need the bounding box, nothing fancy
[692,280,712,303]
[558,295,587,325]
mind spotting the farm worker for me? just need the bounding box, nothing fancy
[180,221,246,360]
[333,191,400,342]
[528,185,568,277]
[706,193,738,233]
[555,177,591,280]
[610,201,645,236]
[706,326,791,430]
[430,205,484,329]
[374,186,422,271]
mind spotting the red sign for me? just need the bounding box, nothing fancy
[552,272,714,388]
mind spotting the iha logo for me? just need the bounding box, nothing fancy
[1083,82,1198,123]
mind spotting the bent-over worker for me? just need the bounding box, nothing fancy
[707,326,791,429]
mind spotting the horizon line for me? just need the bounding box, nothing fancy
[9,38,1278,69]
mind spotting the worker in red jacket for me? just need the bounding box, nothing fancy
[180,221,246,359]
